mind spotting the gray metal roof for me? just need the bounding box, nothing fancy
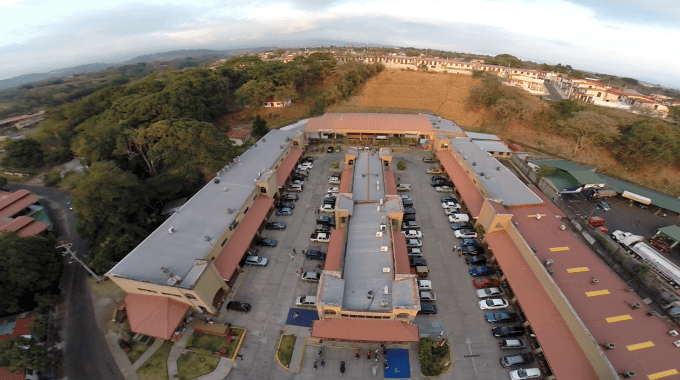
[450,138,543,207]
[338,194,354,215]
[107,128,301,287]
[319,274,345,306]
[384,197,401,214]
[423,114,464,134]
[466,131,500,140]
[348,148,358,156]
[392,279,419,309]
[473,140,512,153]
[352,151,385,202]
[342,204,399,311]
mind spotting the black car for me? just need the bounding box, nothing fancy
[409,257,427,267]
[450,222,474,230]
[403,214,417,222]
[275,201,295,209]
[302,157,314,163]
[459,245,482,255]
[441,195,456,203]
[226,301,251,313]
[431,180,445,187]
[485,312,518,324]
[256,238,278,247]
[403,207,416,215]
[282,193,299,201]
[316,216,335,226]
[327,146,334,153]
[431,175,445,181]
[465,255,487,266]
[402,200,413,207]
[419,303,437,315]
[461,238,480,247]
[265,222,286,230]
[305,250,327,261]
[492,325,525,338]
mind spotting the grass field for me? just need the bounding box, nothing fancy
[137,340,173,380]
[176,352,219,380]
[277,334,296,368]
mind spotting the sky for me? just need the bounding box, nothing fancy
[1,0,679,88]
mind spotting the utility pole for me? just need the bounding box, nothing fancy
[56,241,105,282]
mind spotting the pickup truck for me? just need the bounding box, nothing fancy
[310,232,330,243]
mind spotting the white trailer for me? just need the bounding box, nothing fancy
[611,230,644,247]
[629,242,680,288]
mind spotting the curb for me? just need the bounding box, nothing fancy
[274,334,290,371]
[230,328,247,360]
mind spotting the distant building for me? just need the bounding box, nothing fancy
[263,98,291,108]
[0,111,44,130]
[0,313,39,380]
[0,189,52,237]
[225,128,252,146]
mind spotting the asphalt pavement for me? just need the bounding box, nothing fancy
[543,81,564,101]
[6,183,124,380]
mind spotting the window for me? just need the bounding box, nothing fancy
[185,294,197,300]
[260,187,267,194]
[138,288,157,293]
[162,292,181,298]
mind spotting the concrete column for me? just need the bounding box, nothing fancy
[531,347,543,355]
[521,320,531,329]
[509,297,518,305]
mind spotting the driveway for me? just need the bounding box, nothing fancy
[543,81,564,101]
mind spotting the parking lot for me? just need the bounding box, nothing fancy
[222,148,537,380]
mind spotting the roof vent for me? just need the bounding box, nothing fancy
[591,277,599,284]
[544,259,553,266]
[280,144,285,149]
[227,208,234,214]
[479,172,485,176]
[622,371,635,378]
[472,162,476,166]
[376,231,383,238]
[463,156,468,160]
[496,166,501,171]
[674,340,680,348]
[254,143,258,147]
[604,343,615,350]
[669,330,679,336]
[204,235,211,242]
[531,246,537,252]
[382,267,391,273]
[560,224,567,230]
[168,227,175,234]
[381,246,388,252]
[262,137,266,142]
[380,299,389,307]
[223,187,229,192]
[380,224,387,231]
[213,177,220,184]
[367,291,374,299]
[384,286,389,294]
[630,303,641,309]
[480,147,484,151]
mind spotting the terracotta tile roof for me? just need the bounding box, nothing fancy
[384,170,397,195]
[325,229,345,272]
[225,128,251,140]
[0,367,25,380]
[0,190,39,219]
[0,216,49,237]
[339,169,353,194]
[393,232,410,275]
[123,293,189,340]
[214,196,274,281]
[0,318,33,341]
[276,147,303,188]
[529,187,565,217]
[485,231,600,379]
[435,151,484,218]
[510,204,680,378]
[306,113,434,134]
[311,318,419,342]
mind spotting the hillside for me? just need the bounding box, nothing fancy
[334,69,680,197]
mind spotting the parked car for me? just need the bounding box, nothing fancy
[469,266,495,277]
[403,214,416,222]
[448,214,470,223]
[257,238,278,247]
[287,184,303,192]
[407,239,423,248]
[461,238,480,247]
[460,245,483,255]
[402,230,422,239]
[508,368,541,380]
[291,180,304,186]
[319,204,334,213]
[328,177,341,185]
[407,248,423,257]
[275,201,295,209]
[455,229,478,239]
[400,194,413,202]
[409,257,427,267]
[302,156,314,163]
[301,272,321,282]
[276,208,293,216]
[597,199,611,211]
[281,193,299,201]
[327,146,334,153]
[431,179,446,187]
[423,157,435,163]
[479,298,509,310]
[451,222,475,230]
[298,162,313,169]
[310,232,330,243]
[465,255,487,266]
[305,250,327,261]
[419,291,436,301]
[476,287,503,298]
[436,186,453,192]
[418,303,437,315]
[226,301,252,313]
[473,278,501,289]
[265,222,286,230]
[499,339,526,350]
[402,221,420,230]
[492,325,525,338]
[502,354,535,368]
[295,296,317,307]
[403,207,416,215]
[417,280,432,290]
[402,199,413,207]
[317,216,335,226]
[441,201,459,209]
[485,312,518,324]
[245,255,268,266]
[327,187,339,194]
[441,195,456,203]
[397,183,411,191]
[444,208,462,215]
[314,224,331,233]
[426,168,443,174]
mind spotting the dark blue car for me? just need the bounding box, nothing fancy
[469,266,495,277]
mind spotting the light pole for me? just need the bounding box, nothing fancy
[56,241,105,282]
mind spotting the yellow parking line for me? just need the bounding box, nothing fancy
[585,289,610,297]
[648,369,679,379]
[605,314,632,323]
[627,341,655,351]
[550,246,570,252]
[567,267,589,273]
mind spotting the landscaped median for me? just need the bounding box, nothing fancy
[137,340,173,380]
[418,338,452,377]
[276,333,297,369]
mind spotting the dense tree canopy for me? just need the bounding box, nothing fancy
[1,138,44,170]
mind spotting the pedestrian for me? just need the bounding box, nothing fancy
[300,267,304,274]
[293,248,297,254]
[237,354,244,360]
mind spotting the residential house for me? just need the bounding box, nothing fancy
[225,128,252,146]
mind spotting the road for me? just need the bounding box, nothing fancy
[543,81,564,101]
[6,184,124,380]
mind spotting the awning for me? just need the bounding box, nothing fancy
[214,196,274,281]
[384,170,397,195]
[123,293,190,340]
[311,319,419,342]
[436,151,484,218]
[393,232,410,275]
[324,229,345,272]
[622,190,651,205]
[276,147,303,188]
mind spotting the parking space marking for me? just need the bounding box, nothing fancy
[585,289,610,297]
[605,314,632,323]
[464,337,478,373]
[648,369,680,379]
[549,246,570,252]
[567,267,590,273]
[626,341,655,351]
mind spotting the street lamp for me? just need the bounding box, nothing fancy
[56,241,105,282]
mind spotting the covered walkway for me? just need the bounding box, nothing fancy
[311,319,419,343]
[435,150,484,218]
[275,147,303,188]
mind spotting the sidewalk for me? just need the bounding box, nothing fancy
[132,338,164,370]
[104,332,141,380]
[287,325,314,373]
[167,324,194,379]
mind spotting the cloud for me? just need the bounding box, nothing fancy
[0,0,24,7]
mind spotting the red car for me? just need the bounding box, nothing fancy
[473,278,500,289]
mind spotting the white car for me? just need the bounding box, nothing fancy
[407,248,423,257]
[454,229,478,239]
[319,204,334,213]
[509,368,542,380]
[417,280,432,291]
[292,180,304,186]
[402,230,423,239]
[295,295,317,307]
[299,162,313,169]
[419,291,437,301]
[400,194,413,202]
[478,298,509,310]
[328,177,340,184]
[441,201,459,209]
[436,186,453,192]
[476,287,503,298]
[310,232,330,243]
[444,207,462,215]
[397,183,411,191]
[327,187,339,194]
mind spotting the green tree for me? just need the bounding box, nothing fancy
[43,170,62,187]
[0,176,7,188]
[559,111,619,156]
[0,336,61,373]
[252,115,268,138]
[0,233,62,316]
[1,138,44,170]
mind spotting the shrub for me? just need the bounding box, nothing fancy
[43,170,62,187]
[418,338,451,376]
[330,161,340,169]
[397,160,406,170]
